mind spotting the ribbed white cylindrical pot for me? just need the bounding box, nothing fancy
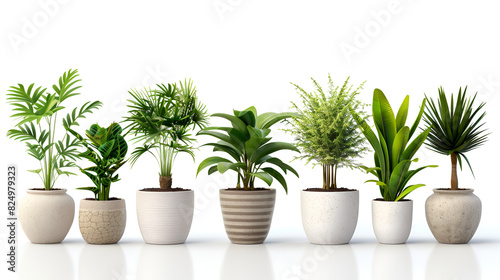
[220,189,276,244]
[425,188,481,244]
[19,189,74,244]
[79,199,126,244]
[301,190,359,244]
[137,190,194,244]
[372,199,413,244]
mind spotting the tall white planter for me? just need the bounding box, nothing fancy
[425,188,481,244]
[372,199,413,244]
[137,190,194,244]
[301,190,359,244]
[19,189,74,244]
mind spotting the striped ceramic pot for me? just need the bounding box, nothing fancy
[219,188,276,244]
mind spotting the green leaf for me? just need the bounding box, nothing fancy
[373,89,397,155]
[235,106,257,127]
[251,142,299,163]
[211,113,249,137]
[217,162,245,174]
[401,128,430,161]
[77,187,100,195]
[396,96,409,131]
[197,156,232,175]
[392,127,409,168]
[262,167,288,194]
[245,137,271,161]
[256,112,299,129]
[250,172,273,186]
[388,160,412,200]
[202,142,241,161]
[410,98,426,139]
[395,184,425,201]
[262,157,299,177]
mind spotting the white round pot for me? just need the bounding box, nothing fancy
[79,198,126,244]
[425,188,481,244]
[19,189,74,244]
[372,199,413,244]
[301,190,359,244]
[137,190,194,244]
[220,189,276,244]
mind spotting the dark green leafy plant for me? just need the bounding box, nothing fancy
[67,123,128,200]
[6,69,102,190]
[196,106,299,193]
[286,75,368,190]
[123,79,208,190]
[350,89,437,201]
[424,86,489,190]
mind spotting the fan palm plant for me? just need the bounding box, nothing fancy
[196,106,299,193]
[6,69,103,190]
[123,79,208,190]
[286,75,368,190]
[424,86,489,190]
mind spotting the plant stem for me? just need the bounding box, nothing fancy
[451,152,458,190]
[333,164,338,189]
[323,163,326,190]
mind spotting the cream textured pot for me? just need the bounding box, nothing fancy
[19,189,74,244]
[372,199,413,244]
[79,199,126,244]
[136,190,194,244]
[301,190,359,244]
[220,188,276,244]
[425,188,481,244]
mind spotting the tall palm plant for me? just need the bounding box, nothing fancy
[424,86,489,190]
[123,79,208,190]
[7,69,102,190]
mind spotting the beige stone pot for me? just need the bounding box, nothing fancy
[79,199,126,244]
[220,189,276,244]
[136,190,194,244]
[425,188,481,244]
[19,188,75,244]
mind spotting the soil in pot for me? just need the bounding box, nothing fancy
[140,187,190,192]
[304,188,356,192]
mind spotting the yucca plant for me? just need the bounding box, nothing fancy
[6,69,102,190]
[66,123,128,200]
[285,75,368,190]
[196,106,299,193]
[350,89,437,201]
[424,86,489,190]
[123,79,208,190]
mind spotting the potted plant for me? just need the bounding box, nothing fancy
[423,87,489,244]
[350,89,437,244]
[123,79,208,245]
[6,69,102,243]
[286,75,368,245]
[67,122,128,244]
[197,106,299,244]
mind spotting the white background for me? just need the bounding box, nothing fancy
[1,0,499,279]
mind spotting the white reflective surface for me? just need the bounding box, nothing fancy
[5,233,499,280]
